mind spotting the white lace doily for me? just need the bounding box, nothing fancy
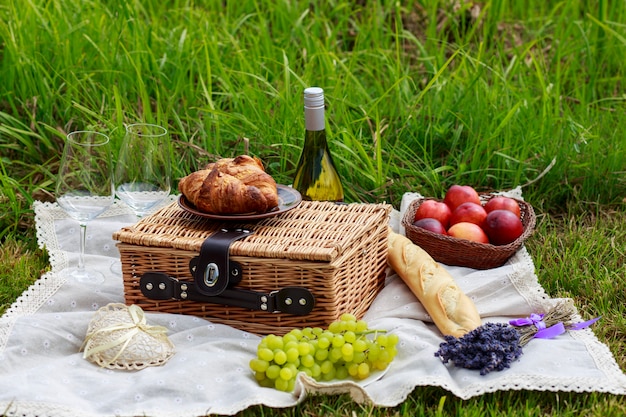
[0,193,624,417]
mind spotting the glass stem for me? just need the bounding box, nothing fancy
[78,223,87,273]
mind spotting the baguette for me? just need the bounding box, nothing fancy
[387,229,482,337]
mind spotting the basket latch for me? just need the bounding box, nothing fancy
[189,228,252,296]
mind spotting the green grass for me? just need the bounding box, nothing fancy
[1,0,625,415]
[0,239,49,314]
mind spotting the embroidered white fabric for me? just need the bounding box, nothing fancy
[1,192,625,416]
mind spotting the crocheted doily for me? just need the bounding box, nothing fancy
[81,303,175,370]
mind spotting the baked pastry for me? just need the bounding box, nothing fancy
[387,229,482,337]
[178,155,279,215]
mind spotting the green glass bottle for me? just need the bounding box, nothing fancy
[293,87,344,202]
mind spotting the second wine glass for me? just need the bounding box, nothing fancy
[114,123,171,218]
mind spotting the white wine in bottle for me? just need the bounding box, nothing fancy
[293,87,344,202]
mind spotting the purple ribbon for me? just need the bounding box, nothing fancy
[509,314,601,340]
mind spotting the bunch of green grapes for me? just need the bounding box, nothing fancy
[249,313,399,392]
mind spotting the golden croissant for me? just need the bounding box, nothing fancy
[178,155,279,215]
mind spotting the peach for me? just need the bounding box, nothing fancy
[483,209,524,245]
[484,196,521,218]
[443,185,481,212]
[447,222,489,244]
[414,199,452,229]
[449,202,488,227]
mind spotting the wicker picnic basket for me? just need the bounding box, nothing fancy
[112,200,391,335]
[402,194,536,270]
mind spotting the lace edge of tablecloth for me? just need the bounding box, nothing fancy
[507,243,626,393]
[0,201,132,351]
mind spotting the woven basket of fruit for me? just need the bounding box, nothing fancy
[402,186,536,270]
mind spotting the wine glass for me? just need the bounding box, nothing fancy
[111,123,171,275]
[55,131,115,284]
[114,123,171,217]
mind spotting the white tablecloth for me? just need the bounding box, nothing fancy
[1,191,625,416]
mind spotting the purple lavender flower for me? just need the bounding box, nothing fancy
[434,323,523,375]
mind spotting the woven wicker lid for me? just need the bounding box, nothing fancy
[113,200,391,263]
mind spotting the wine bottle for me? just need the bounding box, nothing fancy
[293,87,344,202]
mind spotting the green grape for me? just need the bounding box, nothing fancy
[357,362,370,379]
[301,354,315,368]
[379,349,391,363]
[279,366,294,381]
[258,376,274,388]
[376,334,389,347]
[329,347,343,363]
[341,343,354,357]
[284,340,299,351]
[274,378,289,392]
[355,320,368,333]
[368,344,381,361]
[273,350,287,365]
[315,348,329,361]
[347,363,359,377]
[288,328,303,340]
[249,358,269,373]
[337,321,348,332]
[353,339,368,352]
[266,364,280,380]
[352,351,366,364]
[297,342,311,356]
[317,335,331,349]
[320,360,333,374]
[327,321,342,333]
[266,335,283,350]
[340,313,357,322]
[389,346,398,358]
[321,367,336,381]
[336,365,349,380]
[298,366,312,377]
[286,347,299,363]
[257,347,274,362]
[343,320,357,332]
[332,334,345,348]
[344,330,356,343]
[301,327,314,339]
[310,363,322,378]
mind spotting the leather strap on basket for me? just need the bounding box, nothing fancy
[138,228,315,315]
[189,228,252,296]
[139,272,314,315]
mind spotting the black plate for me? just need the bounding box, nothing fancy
[178,185,302,221]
